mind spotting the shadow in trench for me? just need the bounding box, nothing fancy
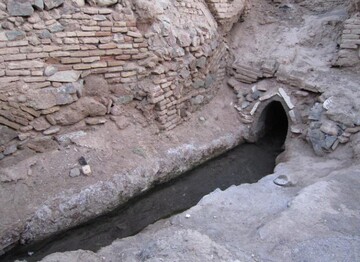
[1,102,289,262]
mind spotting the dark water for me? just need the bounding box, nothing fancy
[2,102,288,262]
[1,139,282,262]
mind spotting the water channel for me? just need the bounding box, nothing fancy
[2,101,288,262]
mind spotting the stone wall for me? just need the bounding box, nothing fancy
[0,0,237,161]
[334,13,360,67]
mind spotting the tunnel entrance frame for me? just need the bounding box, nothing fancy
[249,96,291,144]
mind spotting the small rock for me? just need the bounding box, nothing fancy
[48,22,64,33]
[44,65,57,77]
[273,175,293,187]
[290,125,302,134]
[251,90,261,100]
[294,90,309,97]
[87,0,118,6]
[85,117,107,125]
[323,96,333,111]
[33,0,44,10]
[26,136,58,153]
[257,85,268,92]
[320,121,339,136]
[4,144,17,156]
[241,101,250,109]
[308,103,324,121]
[196,57,206,69]
[78,156,88,166]
[0,10,8,20]
[56,131,86,145]
[47,70,81,83]
[30,116,51,131]
[0,153,5,160]
[18,133,30,141]
[44,0,64,10]
[199,116,206,122]
[43,126,60,135]
[111,116,130,130]
[72,0,85,6]
[110,105,123,116]
[245,93,254,102]
[323,135,337,150]
[331,139,339,151]
[338,136,350,144]
[81,165,91,175]
[38,30,52,39]
[185,214,191,218]
[69,168,81,178]
[191,95,204,105]
[5,30,25,41]
[0,125,18,146]
[204,74,215,89]
[193,79,205,89]
[113,95,133,105]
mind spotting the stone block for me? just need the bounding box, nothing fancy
[0,125,18,146]
[44,0,64,10]
[99,43,117,49]
[4,54,26,61]
[0,116,21,130]
[30,116,51,131]
[7,0,34,16]
[8,61,44,69]
[5,30,26,41]
[50,97,107,125]
[61,58,82,64]
[47,70,81,82]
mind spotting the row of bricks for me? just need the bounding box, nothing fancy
[1,45,149,62]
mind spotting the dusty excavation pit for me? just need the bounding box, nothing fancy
[1,108,289,262]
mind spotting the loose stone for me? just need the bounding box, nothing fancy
[69,168,81,178]
[81,165,92,175]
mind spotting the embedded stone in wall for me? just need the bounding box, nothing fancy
[0,125,17,146]
[47,71,81,83]
[86,0,118,7]
[7,0,34,16]
[44,0,64,10]
[48,97,107,125]
[27,85,79,110]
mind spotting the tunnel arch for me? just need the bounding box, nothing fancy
[253,100,289,147]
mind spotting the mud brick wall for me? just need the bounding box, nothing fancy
[205,0,246,32]
[335,14,360,67]
[0,0,232,160]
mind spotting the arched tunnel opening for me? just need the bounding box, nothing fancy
[256,101,289,149]
[1,104,290,262]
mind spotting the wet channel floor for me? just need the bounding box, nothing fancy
[2,137,283,262]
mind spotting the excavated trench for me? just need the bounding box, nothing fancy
[2,102,288,262]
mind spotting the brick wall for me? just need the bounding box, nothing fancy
[334,13,360,67]
[0,0,234,160]
[205,0,246,32]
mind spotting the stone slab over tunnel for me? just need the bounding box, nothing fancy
[251,99,289,147]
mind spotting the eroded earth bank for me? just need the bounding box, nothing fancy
[0,0,359,261]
